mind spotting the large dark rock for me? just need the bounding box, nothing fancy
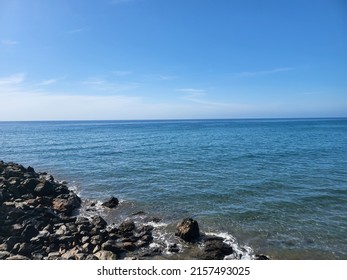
[175,218,200,242]
[21,225,39,241]
[34,180,55,197]
[199,236,234,260]
[52,193,81,215]
[102,196,119,208]
[119,220,135,233]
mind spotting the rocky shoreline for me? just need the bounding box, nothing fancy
[0,160,269,260]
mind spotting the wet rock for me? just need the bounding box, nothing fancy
[175,218,200,242]
[140,247,162,258]
[168,243,180,253]
[102,196,119,208]
[255,254,271,260]
[199,236,234,260]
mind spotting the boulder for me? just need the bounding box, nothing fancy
[94,250,117,260]
[175,218,200,242]
[52,194,81,215]
[119,220,135,233]
[199,236,234,260]
[91,216,107,228]
[34,180,55,197]
[102,196,119,208]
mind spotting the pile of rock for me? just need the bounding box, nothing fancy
[0,161,155,260]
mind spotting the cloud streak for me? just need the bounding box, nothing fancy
[233,67,294,78]
[83,76,139,92]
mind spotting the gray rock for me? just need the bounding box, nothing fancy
[0,251,11,260]
[6,254,30,260]
[94,250,117,260]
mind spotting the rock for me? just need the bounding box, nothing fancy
[19,178,39,195]
[91,216,107,228]
[255,254,270,260]
[21,225,39,241]
[48,252,61,260]
[119,220,135,233]
[17,242,33,257]
[101,240,124,255]
[102,196,119,208]
[52,194,81,215]
[168,243,180,253]
[199,236,234,260]
[0,251,10,260]
[61,247,81,260]
[175,218,200,242]
[119,242,136,252]
[94,250,118,260]
[140,247,162,258]
[34,180,55,197]
[27,166,35,173]
[6,254,30,260]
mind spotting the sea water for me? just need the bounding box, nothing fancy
[1,118,346,259]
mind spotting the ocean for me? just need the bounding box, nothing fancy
[1,118,346,259]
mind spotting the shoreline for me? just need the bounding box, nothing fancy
[0,160,268,260]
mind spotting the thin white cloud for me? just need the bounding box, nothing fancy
[83,76,139,92]
[233,67,294,78]
[1,39,19,45]
[36,79,59,86]
[0,73,26,85]
[177,88,206,100]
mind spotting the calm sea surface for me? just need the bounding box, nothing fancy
[1,119,346,259]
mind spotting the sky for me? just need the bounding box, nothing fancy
[0,0,346,120]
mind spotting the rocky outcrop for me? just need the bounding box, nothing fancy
[175,218,200,242]
[0,161,155,260]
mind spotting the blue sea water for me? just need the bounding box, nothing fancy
[1,118,346,259]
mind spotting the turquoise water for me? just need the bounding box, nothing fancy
[1,118,346,259]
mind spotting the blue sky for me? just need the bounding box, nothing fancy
[0,0,346,120]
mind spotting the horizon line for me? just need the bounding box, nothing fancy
[0,116,346,123]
